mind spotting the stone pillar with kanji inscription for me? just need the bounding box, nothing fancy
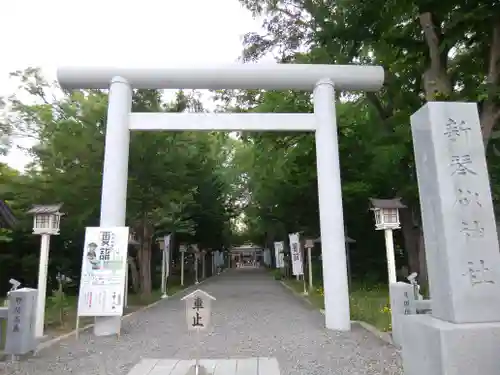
[401,102,500,375]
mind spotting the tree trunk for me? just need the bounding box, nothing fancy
[137,218,153,297]
[138,242,152,297]
[480,19,500,146]
[266,229,276,267]
[417,230,429,292]
[400,207,420,273]
[128,255,140,294]
[400,206,430,290]
[419,12,452,100]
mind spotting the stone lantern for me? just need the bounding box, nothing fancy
[157,235,171,299]
[369,198,407,283]
[369,198,406,231]
[27,203,64,338]
[128,231,139,246]
[28,203,64,235]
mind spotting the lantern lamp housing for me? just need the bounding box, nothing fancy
[27,204,64,235]
[369,198,406,230]
[305,239,315,248]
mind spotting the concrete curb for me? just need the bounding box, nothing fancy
[279,280,313,306]
[36,270,224,353]
[279,280,395,347]
[354,321,394,346]
[318,309,394,346]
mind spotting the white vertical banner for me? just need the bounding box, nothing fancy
[289,233,303,275]
[77,227,129,316]
[163,234,171,277]
[274,241,285,268]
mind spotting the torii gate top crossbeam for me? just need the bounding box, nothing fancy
[57,64,384,91]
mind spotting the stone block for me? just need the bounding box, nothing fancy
[389,282,416,347]
[411,102,500,323]
[401,314,500,375]
[5,288,37,355]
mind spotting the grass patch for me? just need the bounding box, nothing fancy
[283,278,325,310]
[282,278,391,332]
[43,291,166,334]
[0,318,6,350]
[349,284,391,332]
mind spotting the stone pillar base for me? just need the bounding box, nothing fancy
[402,314,500,375]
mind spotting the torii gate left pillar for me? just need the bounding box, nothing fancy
[57,64,384,336]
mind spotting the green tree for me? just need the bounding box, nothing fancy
[0,68,236,297]
[235,0,500,284]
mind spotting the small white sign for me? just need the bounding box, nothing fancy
[289,233,303,276]
[181,289,216,331]
[305,239,314,248]
[179,244,187,253]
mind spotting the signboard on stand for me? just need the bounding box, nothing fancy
[77,227,129,317]
[289,233,303,276]
[181,289,216,375]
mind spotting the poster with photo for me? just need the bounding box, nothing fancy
[77,227,129,317]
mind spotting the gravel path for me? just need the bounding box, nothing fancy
[1,269,402,375]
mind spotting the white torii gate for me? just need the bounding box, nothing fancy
[57,64,384,336]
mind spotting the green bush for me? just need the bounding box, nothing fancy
[272,269,283,280]
[47,288,71,327]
